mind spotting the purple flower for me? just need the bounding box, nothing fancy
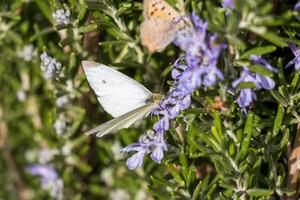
[27,164,58,184]
[232,67,258,88]
[236,88,257,108]
[255,74,275,90]
[27,164,63,199]
[295,1,300,10]
[200,66,224,87]
[150,139,168,163]
[126,150,148,170]
[123,13,224,169]
[232,55,278,110]
[286,43,300,71]
[250,55,278,90]
[222,0,234,9]
[250,55,278,73]
[232,67,258,109]
[122,131,167,170]
[40,52,62,79]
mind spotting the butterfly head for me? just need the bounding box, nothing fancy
[148,93,164,105]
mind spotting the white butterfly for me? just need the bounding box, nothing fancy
[82,61,163,137]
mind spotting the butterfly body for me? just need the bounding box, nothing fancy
[82,61,162,137]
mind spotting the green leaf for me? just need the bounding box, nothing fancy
[270,90,288,107]
[241,45,277,58]
[150,176,176,189]
[272,128,290,151]
[179,151,189,180]
[258,31,287,48]
[237,112,253,161]
[77,5,87,21]
[236,82,257,89]
[167,164,185,187]
[212,111,223,141]
[68,52,77,75]
[290,72,300,94]
[247,188,273,197]
[226,35,246,50]
[78,24,98,33]
[35,0,53,23]
[106,28,132,41]
[248,64,274,77]
[272,104,284,137]
[191,180,202,200]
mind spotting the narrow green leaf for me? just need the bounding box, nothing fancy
[290,72,300,94]
[150,176,176,189]
[69,52,77,75]
[248,64,274,77]
[77,5,87,21]
[78,24,98,33]
[212,111,223,141]
[258,31,287,47]
[247,188,273,197]
[241,45,277,58]
[237,82,257,89]
[273,128,290,150]
[226,35,246,50]
[179,151,189,180]
[211,126,221,143]
[270,90,288,107]
[237,112,253,160]
[167,164,185,187]
[35,0,53,23]
[191,181,202,200]
[272,104,284,137]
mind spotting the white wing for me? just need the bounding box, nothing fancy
[85,103,155,137]
[82,61,152,118]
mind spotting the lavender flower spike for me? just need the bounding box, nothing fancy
[40,52,62,79]
[126,149,148,170]
[52,9,70,25]
[232,67,258,88]
[123,13,223,169]
[295,0,300,10]
[222,0,234,9]
[27,164,63,200]
[27,164,58,182]
[286,43,300,71]
[232,67,259,109]
[250,55,278,90]
[237,88,257,108]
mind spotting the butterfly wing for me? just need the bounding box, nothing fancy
[85,103,155,137]
[82,61,152,118]
[141,19,178,52]
[141,0,190,52]
[143,0,181,20]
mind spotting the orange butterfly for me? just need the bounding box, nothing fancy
[141,0,190,53]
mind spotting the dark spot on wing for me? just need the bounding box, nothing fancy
[102,80,106,84]
[152,2,157,7]
[161,6,165,11]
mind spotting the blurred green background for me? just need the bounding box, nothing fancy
[1,0,300,199]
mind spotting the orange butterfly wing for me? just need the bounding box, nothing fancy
[141,19,178,52]
[141,0,190,52]
[143,0,181,21]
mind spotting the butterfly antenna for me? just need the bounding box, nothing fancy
[159,75,167,94]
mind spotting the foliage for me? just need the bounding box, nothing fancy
[1,0,300,199]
